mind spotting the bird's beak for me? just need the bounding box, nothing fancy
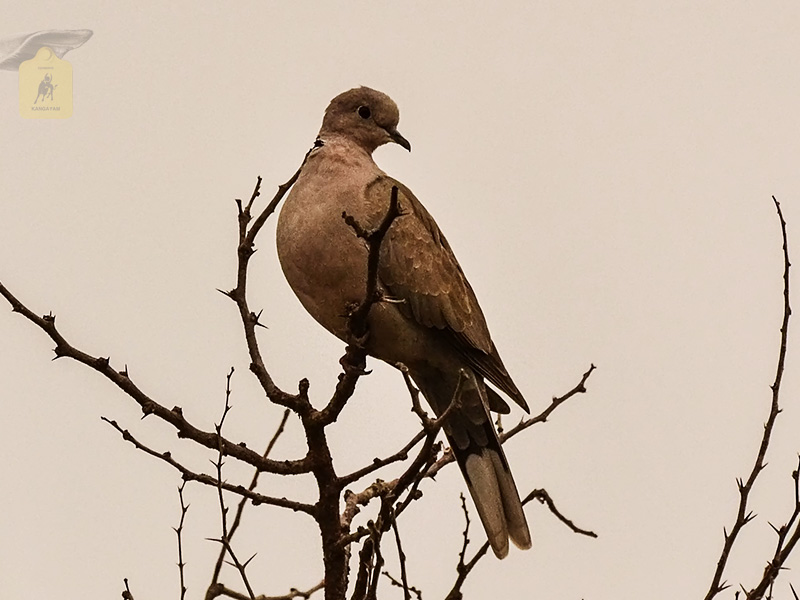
[388,128,411,152]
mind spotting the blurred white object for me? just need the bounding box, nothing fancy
[0,29,92,70]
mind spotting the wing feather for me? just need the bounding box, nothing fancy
[367,176,528,411]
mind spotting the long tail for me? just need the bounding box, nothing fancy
[414,371,531,558]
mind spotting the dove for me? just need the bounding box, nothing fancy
[276,87,532,558]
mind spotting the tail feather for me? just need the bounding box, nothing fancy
[413,369,531,559]
[464,450,509,558]
[488,449,532,550]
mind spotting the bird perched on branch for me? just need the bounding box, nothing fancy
[276,86,532,558]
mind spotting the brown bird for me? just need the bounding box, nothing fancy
[276,86,531,558]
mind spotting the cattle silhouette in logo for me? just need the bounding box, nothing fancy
[34,73,57,104]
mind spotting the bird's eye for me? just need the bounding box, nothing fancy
[357,105,371,119]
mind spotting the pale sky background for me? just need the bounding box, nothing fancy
[2,3,800,599]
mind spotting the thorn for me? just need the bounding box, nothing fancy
[251,309,268,329]
[243,553,257,568]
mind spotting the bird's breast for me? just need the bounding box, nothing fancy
[276,172,382,341]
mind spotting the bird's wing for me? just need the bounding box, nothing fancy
[367,175,529,412]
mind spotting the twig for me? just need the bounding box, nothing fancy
[501,363,596,441]
[122,578,135,600]
[206,581,324,600]
[211,368,257,600]
[210,409,292,586]
[350,536,375,600]
[382,571,423,600]
[523,489,597,538]
[0,280,312,477]
[705,196,792,600]
[343,185,402,341]
[100,417,314,514]
[390,511,412,600]
[426,365,596,479]
[444,487,596,599]
[445,496,490,600]
[368,528,385,600]
[175,482,189,600]
[338,430,427,487]
[401,366,465,432]
[745,456,800,598]
[225,163,314,414]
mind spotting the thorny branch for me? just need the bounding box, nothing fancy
[205,581,325,600]
[342,184,403,341]
[0,278,312,477]
[175,482,189,600]
[209,367,257,600]
[705,196,797,600]
[0,161,596,600]
[444,488,597,600]
[425,363,596,479]
[209,408,293,589]
[101,417,314,514]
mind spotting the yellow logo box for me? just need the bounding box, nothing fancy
[19,47,73,119]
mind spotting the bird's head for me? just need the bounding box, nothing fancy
[319,86,411,154]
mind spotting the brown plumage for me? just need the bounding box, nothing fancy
[276,86,532,558]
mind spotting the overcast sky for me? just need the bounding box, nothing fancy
[3,3,800,599]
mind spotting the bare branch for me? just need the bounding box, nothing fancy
[342,184,402,341]
[445,486,594,599]
[209,368,258,600]
[523,488,598,538]
[745,456,800,598]
[101,417,314,514]
[382,571,423,600]
[389,511,413,600]
[0,279,312,476]
[175,482,189,600]
[210,408,293,586]
[122,578,135,600]
[338,430,427,488]
[205,580,324,600]
[502,363,596,441]
[445,495,489,600]
[426,365,596,479]
[705,196,793,600]
[226,153,317,414]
